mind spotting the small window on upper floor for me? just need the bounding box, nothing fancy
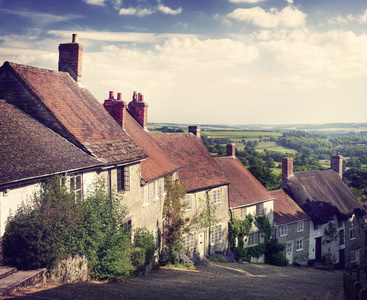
[117,166,130,192]
[70,174,83,201]
[256,202,264,216]
[280,225,287,236]
[297,221,304,232]
[350,227,356,240]
[153,180,160,201]
[213,188,222,204]
[143,184,149,206]
[184,194,193,211]
[338,219,343,228]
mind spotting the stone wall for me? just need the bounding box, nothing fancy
[46,254,88,283]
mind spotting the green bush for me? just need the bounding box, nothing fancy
[2,177,133,280]
[133,228,157,265]
[131,247,145,271]
[2,177,82,270]
[264,239,287,266]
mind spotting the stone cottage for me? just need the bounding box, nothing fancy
[280,156,365,268]
[214,144,274,262]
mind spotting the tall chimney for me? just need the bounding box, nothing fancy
[188,126,201,139]
[226,143,236,157]
[127,91,148,130]
[103,91,127,129]
[282,157,293,181]
[331,152,343,178]
[58,33,83,83]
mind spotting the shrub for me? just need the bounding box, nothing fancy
[133,228,157,265]
[264,239,287,266]
[130,247,145,273]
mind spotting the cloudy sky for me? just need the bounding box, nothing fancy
[1,0,367,125]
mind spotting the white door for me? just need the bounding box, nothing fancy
[286,242,293,264]
[197,230,206,257]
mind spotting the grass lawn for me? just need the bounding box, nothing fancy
[201,131,282,138]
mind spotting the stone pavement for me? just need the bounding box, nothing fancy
[1,262,343,299]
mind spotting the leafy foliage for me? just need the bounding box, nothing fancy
[2,176,133,280]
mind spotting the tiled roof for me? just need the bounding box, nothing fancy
[214,156,273,208]
[270,189,309,225]
[0,99,102,186]
[152,133,229,192]
[0,62,147,165]
[281,169,365,224]
[124,113,181,182]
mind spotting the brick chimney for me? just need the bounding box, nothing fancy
[331,152,343,178]
[103,91,127,129]
[127,91,148,130]
[58,33,83,83]
[226,143,236,157]
[188,126,201,138]
[282,157,293,181]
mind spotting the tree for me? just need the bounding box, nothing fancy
[248,165,280,190]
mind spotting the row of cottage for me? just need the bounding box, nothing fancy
[0,34,365,268]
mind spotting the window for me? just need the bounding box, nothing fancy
[256,203,264,216]
[296,239,303,251]
[184,233,195,249]
[338,219,343,228]
[280,225,287,236]
[117,166,130,192]
[213,189,222,204]
[339,229,345,245]
[314,222,318,230]
[248,232,259,246]
[2,189,8,197]
[70,174,82,201]
[233,207,247,219]
[350,227,356,240]
[297,221,304,232]
[153,180,159,201]
[184,194,192,211]
[286,243,292,255]
[211,224,222,245]
[351,249,360,264]
[143,185,149,206]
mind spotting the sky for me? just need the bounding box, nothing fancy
[1,0,367,125]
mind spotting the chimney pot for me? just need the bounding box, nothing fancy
[188,126,201,139]
[133,91,138,101]
[117,93,122,101]
[226,143,236,157]
[109,91,114,100]
[282,157,293,181]
[72,33,78,43]
[138,93,144,102]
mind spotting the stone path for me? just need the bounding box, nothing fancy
[2,262,343,299]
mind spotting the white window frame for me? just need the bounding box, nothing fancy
[350,227,356,240]
[143,184,149,206]
[248,232,259,246]
[213,188,222,204]
[297,221,304,232]
[211,224,222,245]
[296,239,303,251]
[280,225,287,236]
[70,174,83,201]
[351,249,360,264]
[184,194,193,212]
[153,180,159,201]
[183,233,195,249]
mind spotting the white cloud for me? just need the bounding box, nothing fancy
[83,0,105,5]
[157,4,182,15]
[119,7,154,17]
[228,6,307,28]
[0,9,83,26]
[328,15,348,25]
[48,30,197,44]
[359,9,367,23]
[285,0,293,3]
[229,0,265,3]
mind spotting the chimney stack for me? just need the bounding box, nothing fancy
[58,33,83,83]
[188,126,201,139]
[282,157,293,181]
[103,91,127,129]
[128,91,148,130]
[331,152,343,178]
[226,143,236,157]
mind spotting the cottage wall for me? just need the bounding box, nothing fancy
[183,186,230,256]
[275,219,310,265]
[345,214,365,266]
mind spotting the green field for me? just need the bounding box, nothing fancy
[201,131,282,138]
